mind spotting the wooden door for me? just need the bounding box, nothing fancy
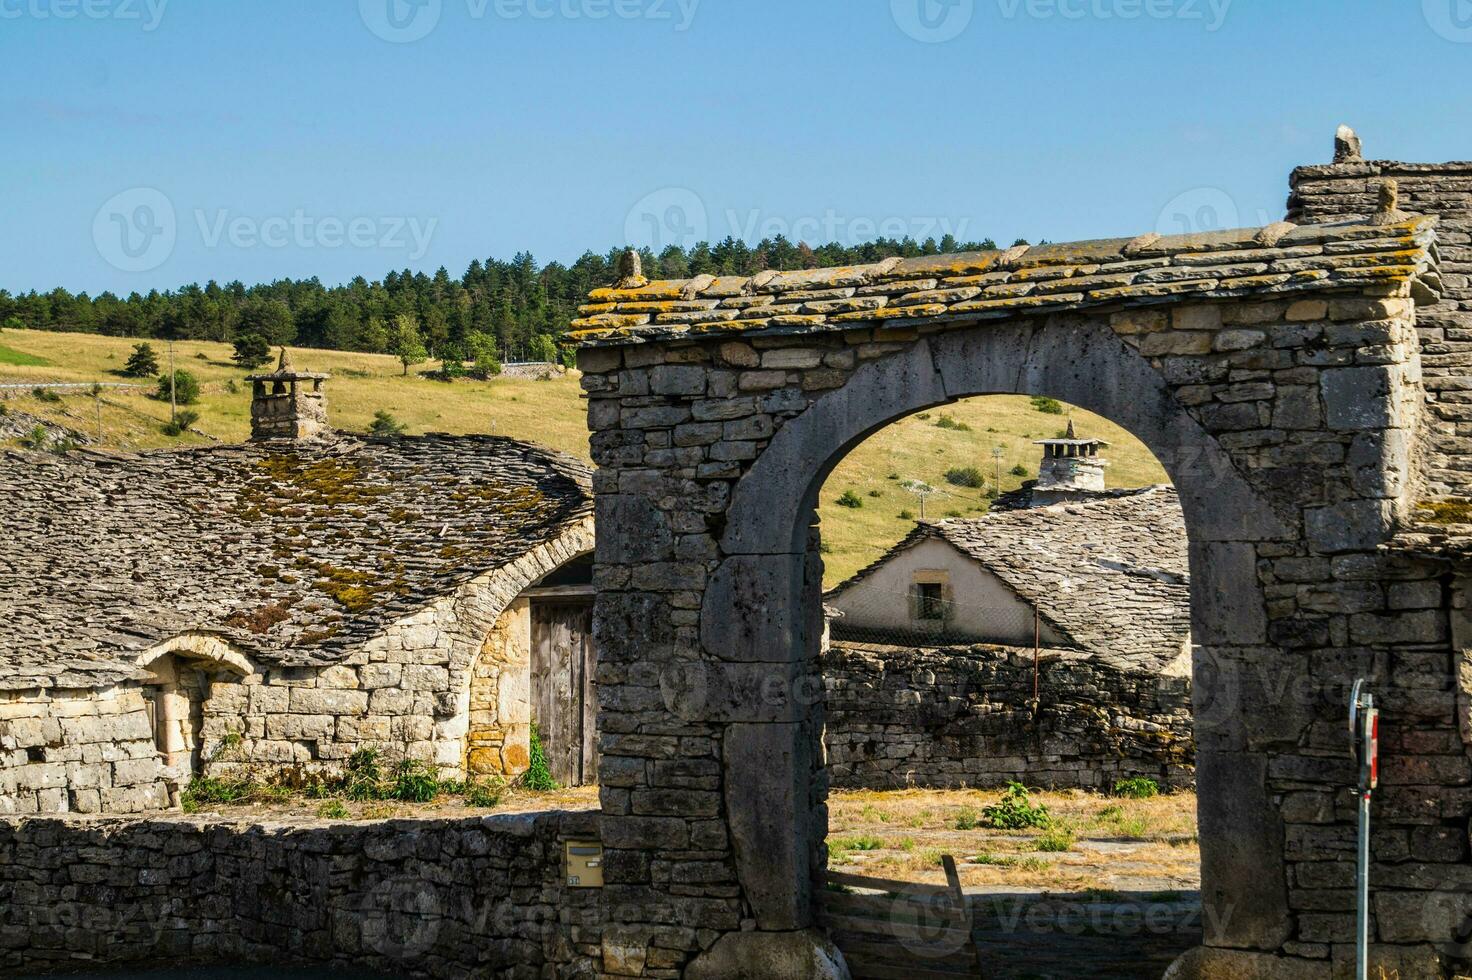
[531,600,598,786]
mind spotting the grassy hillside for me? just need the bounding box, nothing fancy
[0,328,593,458]
[0,328,1169,585]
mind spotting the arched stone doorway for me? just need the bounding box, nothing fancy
[577,216,1459,978]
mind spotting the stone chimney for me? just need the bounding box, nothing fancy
[246,348,331,441]
[1030,419,1109,506]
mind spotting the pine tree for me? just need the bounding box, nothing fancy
[123,343,160,378]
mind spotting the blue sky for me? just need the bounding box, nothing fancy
[5,0,1472,295]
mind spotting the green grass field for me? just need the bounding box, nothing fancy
[0,328,1169,584]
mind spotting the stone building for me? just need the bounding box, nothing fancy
[822,486,1193,789]
[0,363,596,815]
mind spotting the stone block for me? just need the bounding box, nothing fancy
[724,723,812,931]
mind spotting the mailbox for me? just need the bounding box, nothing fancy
[566,841,604,888]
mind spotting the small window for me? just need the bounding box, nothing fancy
[915,582,946,621]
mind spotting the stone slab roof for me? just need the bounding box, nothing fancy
[826,487,1189,670]
[568,217,1440,347]
[0,435,593,690]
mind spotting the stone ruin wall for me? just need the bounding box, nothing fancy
[821,642,1194,791]
[0,810,600,978]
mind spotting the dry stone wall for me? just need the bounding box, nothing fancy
[0,810,598,978]
[0,686,169,817]
[822,642,1193,791]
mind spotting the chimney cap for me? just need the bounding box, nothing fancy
[247,347,329,382]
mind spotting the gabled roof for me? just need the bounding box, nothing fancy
[826,487,1189,670]
[568,217,1441,347]
[0,435,593,689]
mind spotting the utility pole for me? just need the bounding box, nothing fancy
[167,339,177,425]
[991,446,1006,494]
[91,383,103,444]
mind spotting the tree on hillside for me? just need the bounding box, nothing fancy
[236,298,295,346]
[232,333,272,370]
[1,316,22,332]
[390,314,427,377]
[466,330,501,379]
[123,343,160,378]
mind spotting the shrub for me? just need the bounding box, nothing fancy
[945,466,986,489]
[343,748,384,801]
[316,800,349,820]
[955,807,979,831]
[181,775,255,812]
[982,782,1052,830]
[836,490,864,509]
[155,369,200,405]
[19,426,48,450]
[1,315,22,331]
[1010,464,1029,477]
[935,414,972,431]
[389,759,440,803]
[162,409,201,436]
[370,409,406,437]
[232,333,272,369]
[867,489,882,498]
[123,342,160,378]
[1030,396,1064,415]
[898,509,915,520]
[1113,777,1160,800]
[464,779,504,808]
[522,725,559,791]
[31,387,61,403]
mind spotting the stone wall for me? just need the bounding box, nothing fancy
[0,810,598,978]
[822,642,1193,791]
[0,685,169,817]
[579,244,1463,975]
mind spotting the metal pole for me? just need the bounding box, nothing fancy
[168,339,177,425]
[1357,782,1370,980]
[1349,679,1376,980]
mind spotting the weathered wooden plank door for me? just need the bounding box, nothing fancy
[531,600,598,786]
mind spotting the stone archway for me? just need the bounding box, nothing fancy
[577,214,1461,978]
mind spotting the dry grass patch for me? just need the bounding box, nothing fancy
[828,787,1199,893]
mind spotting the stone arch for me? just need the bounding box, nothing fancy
[702,314,1294,950]
[446,520,597,778]
[578,215,1451,976]
[135,633,254,790]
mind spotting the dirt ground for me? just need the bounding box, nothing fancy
[178,783,1198,899]
[828,787,1200,896]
